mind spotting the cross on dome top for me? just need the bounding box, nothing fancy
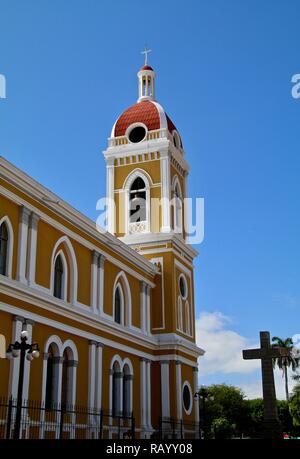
[141,46,152,66]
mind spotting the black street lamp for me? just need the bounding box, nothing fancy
[6,330,40,439]
[194,386,214,439]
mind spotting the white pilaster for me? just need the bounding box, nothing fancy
[140,358,147,428]
[140,282,147,334]
[176,361,182,420]
[146,285,151,335]
[95,343,104,412]
[106,158,115,234]
[98,255,105,315]
[160,360,170,418]
[16,206,31,284]
[23,319,34,400]
[88,340,97,409]
[8,315,24,398]
[183,170,189,240]
[160,151,171,233]
[27,212,39,286]
[193,367,199,424]
[90,251,99,313]
[55,356,63,406]
[146,359,152,429]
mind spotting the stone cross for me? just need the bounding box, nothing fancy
[141,47,152,66]
[243,331,289,439]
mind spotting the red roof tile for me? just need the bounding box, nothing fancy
[113,100,179,139]
[114,101,160,136]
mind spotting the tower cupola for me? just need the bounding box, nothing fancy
[137,47,156,102]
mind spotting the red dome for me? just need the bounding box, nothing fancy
[113,100,178,137]
[140,65,154,71]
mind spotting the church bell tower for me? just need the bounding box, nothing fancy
[103,51,202,423]
[103,50,200,351]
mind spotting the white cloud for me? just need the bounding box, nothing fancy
[195,311,299,399]
[240,369,298,400]
[196,311,260,376]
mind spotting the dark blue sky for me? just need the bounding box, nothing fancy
[0,0,299,395]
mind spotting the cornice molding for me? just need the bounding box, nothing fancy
[0,156,159,279]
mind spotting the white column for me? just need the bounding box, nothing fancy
[160,360,170,418]
[146,285,151,335]
[88,340,97,409]
[95,343,104,412]
[183,171,189,240]
[8,315,24,398]
[117,371,123,416]
[146,359,152,429]
[22,319,34,400]
[70,360,78,406]
[90,251,99,313]
[27,212,39,286]
[193,367,199,424]
[98,255,105,316]
[140,282,147,334]
[176,361,182,420]
[160,151,171,233]
[16,206,31,283]
[140,358,147,428]
[55,357,63,406]
[106,158,115,234]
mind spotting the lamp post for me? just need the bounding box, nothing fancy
[6,330,40,439]
[194,386,214,439]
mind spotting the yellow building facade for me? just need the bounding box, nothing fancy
[0,62,204,439]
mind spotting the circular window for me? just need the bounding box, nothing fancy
[179,274,187,299]
[182,383,192,414]
[128,126,147,143]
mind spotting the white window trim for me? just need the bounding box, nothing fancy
[125,122,148,144]
[109,355,123,420]
[182,380,193,415]
[178,273,188,300]
[41,335,63,407]
[171,175,183,234]
[0,216,14,278]
[113,282,125,326]
[123,358,134,416]
[123,169,152,235]
[185,301,191,336]
[177,296,183,332]
[52,250,68,301]
[50,236,78,305]
[62,339,78,407]
[112,271,132,327]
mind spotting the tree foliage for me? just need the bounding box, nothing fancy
[289,384,300,427]
[200,384,296,438]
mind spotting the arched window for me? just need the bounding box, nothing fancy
[123,364,132,417]
[0,222,8,276]
[45,345,56,410]
[129,177,146,223]
[178,296,183,331]
[54,255,64,299]
[114,286,122,324]
[112,361,122,417]
[173,182,183,233]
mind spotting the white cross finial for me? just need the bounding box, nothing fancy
[141,46,152,66]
